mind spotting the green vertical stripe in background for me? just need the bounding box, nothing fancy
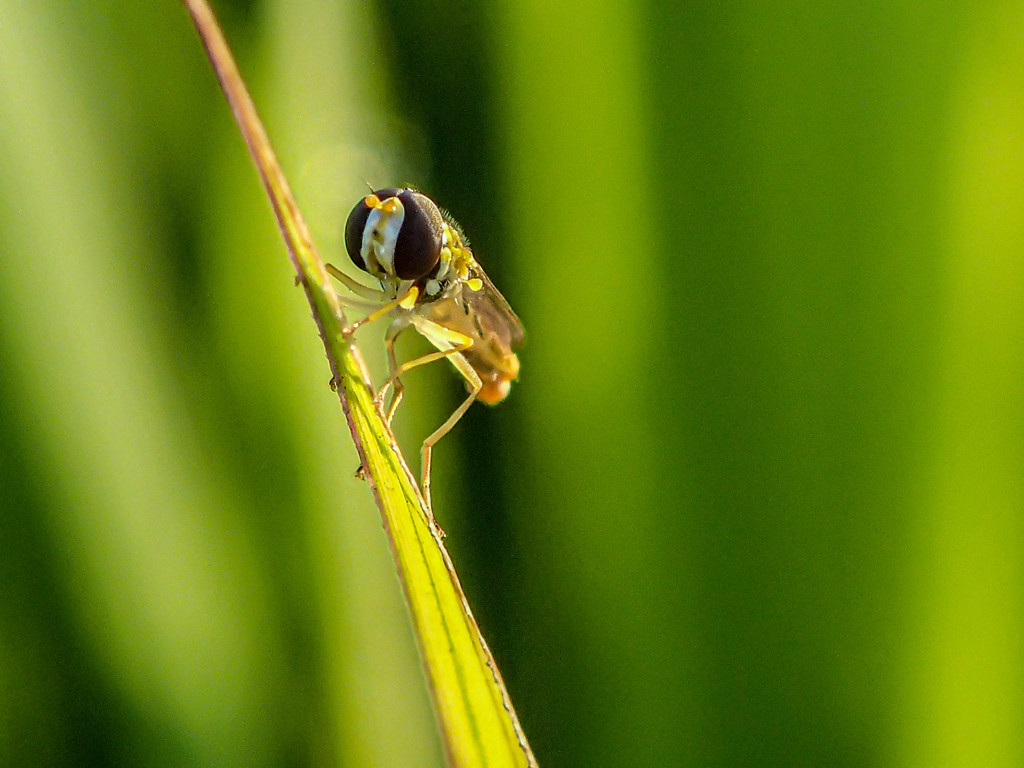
[900,7,1024,767]
[492,1,680,766]
[2,0,1023,766]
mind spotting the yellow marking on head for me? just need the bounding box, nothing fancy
[363,194,381,208]
[381,197,402,215]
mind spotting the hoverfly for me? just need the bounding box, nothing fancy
[328,188,524,514]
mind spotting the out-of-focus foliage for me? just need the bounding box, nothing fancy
[2,1,1023,767]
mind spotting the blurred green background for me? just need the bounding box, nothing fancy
[2,0,1023,766]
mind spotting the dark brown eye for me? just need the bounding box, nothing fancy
[392,189,444,280]
[344,200,371,272]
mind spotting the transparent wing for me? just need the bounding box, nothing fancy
[465,264,525,352]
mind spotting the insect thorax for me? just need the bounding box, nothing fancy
[419,221,478,301]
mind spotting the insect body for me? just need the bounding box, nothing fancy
[329,188,524,515]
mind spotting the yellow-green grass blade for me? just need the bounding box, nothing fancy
[179,1,535,765]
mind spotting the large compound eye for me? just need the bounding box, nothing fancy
[343,197,372,271]
[392,190,444,280]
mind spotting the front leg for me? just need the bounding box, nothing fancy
[376,318,408,425]
[341,285,418,339]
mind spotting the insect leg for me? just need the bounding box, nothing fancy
[421,353,481,514]
[325,263,388,303]
[408,316,482,513]
[387,331,475,380]
[380,318,409,424]
[379,320,475,418]
[342,285,418,338]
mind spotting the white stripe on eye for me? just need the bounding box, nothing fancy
[362,200,405,277]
